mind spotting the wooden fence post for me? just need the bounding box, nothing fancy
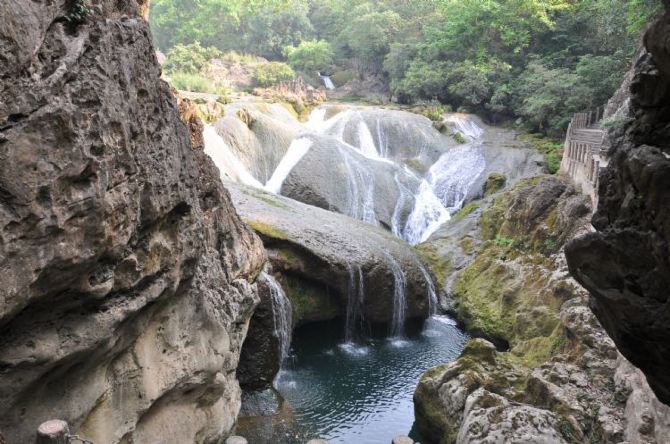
[36,420,70,444]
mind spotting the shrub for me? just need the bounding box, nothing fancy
[170,72,215,93]
[284,40,334,74]
[164,42,222,75]
[253,62,296,87]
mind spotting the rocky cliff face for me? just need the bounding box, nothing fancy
[565,4,670,405]
[415,176,670,443]
[0,2,265,443]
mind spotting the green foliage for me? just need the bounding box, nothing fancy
[494,236,514,248]
[169,72,215,93]
[149,0,660,136]
[285,40,334,74]
[452,133,466,144]
[253,62,296,87]
[164,42,222,75]
[65,0,92,28]
[520,134,563,174]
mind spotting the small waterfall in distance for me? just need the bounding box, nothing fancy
[320,74,335,90]
[263,273,293,361]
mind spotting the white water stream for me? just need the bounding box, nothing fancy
[263,272,293,361]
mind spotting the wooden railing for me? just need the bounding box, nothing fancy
[559,107,607,204]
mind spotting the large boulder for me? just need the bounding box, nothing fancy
[226,183,435,328]
[0,2,265,443]
[565,6,670,405]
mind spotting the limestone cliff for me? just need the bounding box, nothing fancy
[565,4,670,405]
[415,177,670,443]
[0,1,265,443]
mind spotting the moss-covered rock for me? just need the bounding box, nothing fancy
[484,173,507,196]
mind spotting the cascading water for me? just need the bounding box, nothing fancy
[358,121,380,158]
[403,180,452,245]
[320,74,335,90]
[263,273,293,361]
[391,174,413,238]
[428,144,486,212]
[445,115,485,141]
[203,125,265,189]
[385,255,408,338]
[344,263,365,343]
[265,137,313,194]
[417,262,438,316]
[339,147,378,225]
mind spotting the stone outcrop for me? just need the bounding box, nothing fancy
[226,182,434,327]
[415,175,670,443]
[565,4,670,405]
[0,2,265,443]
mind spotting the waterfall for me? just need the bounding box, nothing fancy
[375,118,390,158]
[263,273,293,361]
[306,108,328,131]
[203,125,264,189]
[429,145,486,211]
[417,262,438,316]
[392,174,413,237]
[445,115,484,141]
[344,263,365,342]
[358,121,380,158]
[403,180,451,245]
[320,74,335,90]
[265,137,313,194]
[386,255,407,338]
[340,148,378,225]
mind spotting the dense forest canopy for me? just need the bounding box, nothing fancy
[151,0,660,135]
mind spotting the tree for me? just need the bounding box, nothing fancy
[253,62,296,87]
[163,42,222,75]
[285,40,334,74]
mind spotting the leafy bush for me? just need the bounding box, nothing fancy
[331,69,357,86]
[494,236,514,248]
[285,40,334,74]
[164,42,222,75]
[170,72,215,93]
[253,62,296,87]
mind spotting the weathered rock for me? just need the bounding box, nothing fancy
[414,339,528,443]
[0,2,265,443]
[565,6,670,405]
[225,436,248,444]
[414,171,670,443]
[227,183,434,327]
[237,276,286,390]
[457,389,569,444]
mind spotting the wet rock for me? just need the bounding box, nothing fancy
[236,279,283,389]
[0,1,265,443]
[227,182,434,327]
[565,7,670,405]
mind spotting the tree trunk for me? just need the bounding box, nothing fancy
[36,420,69,444]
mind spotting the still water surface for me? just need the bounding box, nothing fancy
[265,316,469,443]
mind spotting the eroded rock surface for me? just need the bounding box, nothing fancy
[565,6,670,405]
[226,182,435,327]
[0,2,265,443]
[415,175,670,443]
